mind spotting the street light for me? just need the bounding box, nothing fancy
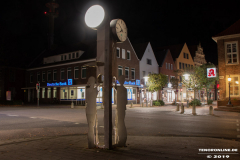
[85,5,105,29]
[143,76,149,107]
[183,74,190,108]
[228,76,232,105]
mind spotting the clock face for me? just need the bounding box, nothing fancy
[115,19,127,42]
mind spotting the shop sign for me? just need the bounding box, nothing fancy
[207,68,216,78]
[47,79,73,86]
[178,83,182,86]
[116,79,141,86]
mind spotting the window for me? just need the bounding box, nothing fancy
[188,64,190,68]
[64,55,67,60]
[182,63,185,69]
[47,88,51,98]
[185,64,187,68]
[187,54,189,59]
[131,68,135,80]
[180,76,182,82]
[74,67,79,79]
[61,55,63,61]
[127,51,131,60]
[37,72,40,82]
[225,42,238,64]
[171,64,173,70]
[166,63,168,69]
[53,87,57,98]
[125,67,129,79]
[42,88,45,98]
[118,66,123,77]
[61,69,65,80]
[191,65,193,69]
[42,71,45,82]
[179,62,182,69]
[168,63,170,70]
[147,59,152,65]
[76,52,79,58]
[122,49,125,59]
[117,48,120,58]
[69,54,71,60]
[53,70,57,81]
[81,67,86,79]
[227,76,239,96]
[67,68,71,79]
[143,71,145,77]
[72,53,75,59]
[30,73,33,83]
[47,71,51,81]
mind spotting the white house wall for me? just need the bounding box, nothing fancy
[140,43,159,79]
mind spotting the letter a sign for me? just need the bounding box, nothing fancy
[207,68,216,78]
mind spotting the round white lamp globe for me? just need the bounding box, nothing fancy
[85,5,105,28]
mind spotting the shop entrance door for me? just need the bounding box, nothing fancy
[167,92,172,102]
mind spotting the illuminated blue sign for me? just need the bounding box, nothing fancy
[68,79,72,85]
[47,79,72,87]
[116,80,141,86]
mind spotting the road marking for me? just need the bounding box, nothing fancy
[8,115,18,116]
[30,117,37,119]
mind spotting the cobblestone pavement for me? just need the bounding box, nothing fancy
[0,135,240,160]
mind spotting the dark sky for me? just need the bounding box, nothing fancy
[1,0,240,66]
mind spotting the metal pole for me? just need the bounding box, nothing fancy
[37,89,39,106]
[228,81,231,105]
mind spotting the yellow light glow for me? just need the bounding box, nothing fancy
[85,5,105,28]
[228,77,231,82]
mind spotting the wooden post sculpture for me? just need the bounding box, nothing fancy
[180,103,184,114]
[176,103,180,111]
[209,106,213,115]
[86,76,98,148]
[116,75,127,147]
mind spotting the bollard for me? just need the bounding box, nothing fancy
[176,103,180,111]
[130,102,133,108]
[192,105,196,115]
[180,103,184,114]
[209,106,213,115]
[71,101,74,109]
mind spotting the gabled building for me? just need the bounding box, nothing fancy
[188,42,207,66]
[154,49,177,102]
[212,19,240,106]
[155,43,195,102]
[133,42,159,102]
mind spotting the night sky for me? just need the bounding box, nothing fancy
[1,0,240,66]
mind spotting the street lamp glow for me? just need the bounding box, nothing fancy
[85,5,105,28]
[143,76,149,84]
[183,74,190,80]
[228,77,231,82]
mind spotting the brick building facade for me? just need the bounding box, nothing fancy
[213,19,240,106]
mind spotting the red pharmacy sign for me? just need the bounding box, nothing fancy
[207,68,216,78]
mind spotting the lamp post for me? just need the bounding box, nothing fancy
[85,5,113,149]
[228,76,232,105]
[183,74,190,108]
[143,76,149,107]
